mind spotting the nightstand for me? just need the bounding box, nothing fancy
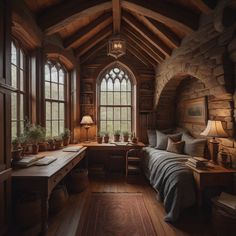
[186,163,236,206]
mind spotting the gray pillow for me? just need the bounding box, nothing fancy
[147,130,156,147]
[166,138,185,154]
[155,130,182,150]
[182,132,206,157]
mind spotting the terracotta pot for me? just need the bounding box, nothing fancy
[12,149,23,161]
[97,136,103,144]
[38,142,48,152]
[123,136,129,142]
[55,140,63,149]
[132,137,138,144]
[47,142,55,151]
[104,136,109,143]
[114,135,120,142]
[63,137,70,146]
[32,144,39,154]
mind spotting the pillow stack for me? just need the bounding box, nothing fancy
[147,129,207,157]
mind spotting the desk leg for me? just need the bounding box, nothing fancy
[41,194,49,234]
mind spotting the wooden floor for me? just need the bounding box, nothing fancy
[44,175,214,236]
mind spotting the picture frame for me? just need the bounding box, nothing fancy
[183,97,207,125]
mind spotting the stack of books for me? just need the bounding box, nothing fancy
[186,157,208,168]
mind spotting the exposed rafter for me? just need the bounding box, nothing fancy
[38,0,112,35]
[123,12,172,57]
[112,0,121,33]
[75,25,112,56]
[189,0,214,14]
[121,0,199,35]
[64,12,112,49]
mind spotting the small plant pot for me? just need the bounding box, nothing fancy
[114,135,120,142]
[97,136,103,144]
[123,136,129,142]
[38,142,48,152]
[12,149,23,161]
[47,142,55,151]
[132,137,138,144]
[104,136,109,143]
[55,140,63,149]
[63,137,70,146]
[32,144,39,154]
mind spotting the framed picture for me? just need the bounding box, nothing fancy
[183,97,207,125]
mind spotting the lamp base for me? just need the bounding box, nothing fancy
[209,139,219,164]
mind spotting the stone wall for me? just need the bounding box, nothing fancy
[154,15,236,167]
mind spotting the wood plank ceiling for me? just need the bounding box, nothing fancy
[24,0,216,67]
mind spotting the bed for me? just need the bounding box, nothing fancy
[142,147,196,222]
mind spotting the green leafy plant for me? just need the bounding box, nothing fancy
[114,130,121,136]
[54,135,63,142]
[97,131,104,137]
[24,124,45,145]
[104,132,109,137]
[61,128,71,139]
[12,137,21,150]
[123,131,129,136]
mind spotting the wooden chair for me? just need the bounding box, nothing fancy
[125,149,143,177]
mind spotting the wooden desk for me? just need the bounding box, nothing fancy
[186,163,236,206]
[12,147,87,234]
[80,142,145,174]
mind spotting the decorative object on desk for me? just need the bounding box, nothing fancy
[201,120,228,164]
[61,128,71,146]
[54,136,63,149]
[63,146,83,152]
[12,155,45,167]
[80,115,94,142]
[123,131,129,142]
[131,132,138,144]
[219,149,232,168]
[108,35,126,59]
[186,156,208,169]
[11,137,23,161]
[114,130,121,142]
[96,132,103,144]
[104,132,109,143]
[46,137,55,150]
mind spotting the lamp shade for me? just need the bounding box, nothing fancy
[200,120,228,138]
[80,115,93,125]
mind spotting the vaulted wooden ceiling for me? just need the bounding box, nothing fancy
[23,0,218,67]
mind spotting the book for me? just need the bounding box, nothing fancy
[187,158,207,167]
[186,161,207,169]
[13,154,45,167]
[63,146,83,152]
[217,192,236,210]
[34,156,57,166]
[192,157,208,162]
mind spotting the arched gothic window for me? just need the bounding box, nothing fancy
[98,65,136,134]
[44,61,67,137]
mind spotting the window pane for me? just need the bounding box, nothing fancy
[20,50,24,69]
[52,121,59,137]
[46,121,51,137]
[107,121,113,134]
[107,78,113,91]
[100,121,106,132]
[100,107,106,120]
[114,79,120,91]
[20,94,24,120]
[11,93,17,120]
[11,42,17,65]
[20,70,24,91]
[101,79,106,91]
[20,121,24,135]
[128,121,131,133]
[121,79,127,91]
[114,121,120,131]
[121,121,127,132]
[11,121,17,139]
[100,92,106,105]
[127,80,131,91]
[45,65,50,81]
[59,69,64,84]
[59,84,64,100]
[45,82,51,99]
[46,102,51,120]
[107,107,113,121]
[121,92,127,105]
[11,65,17,88]
[52,102,58,120]
[59,103,64,120]
[51,66,58,83]
[107,92,113,105]
[121,107,127,120]
[114,68,120,73]
[114,92,120,105]
[127,92,131,105]
[59,121,64,134]
[51,83,58,100]
[114,108,120,120]
[127,107,131,121]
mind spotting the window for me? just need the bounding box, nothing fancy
[11,41,26,139]
[98,65,135,134]
[45,61,66,137]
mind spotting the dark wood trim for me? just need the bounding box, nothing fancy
[64,12,112,49]
[38,0,112,35]
[112,0,121,33]
[0,168,11,183]
[189,0,214,14]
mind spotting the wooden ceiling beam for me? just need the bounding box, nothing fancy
[136,15,181,48]
[64,12,112,49]
[121,0,199,34]
[80,40,108,64]
[123,22,165,61]
[75,25,112,56]
[38,0,112,35]
[123,12,172,57]
[188,0,214,15]
[112,0,121,33]
[122,30,161,64]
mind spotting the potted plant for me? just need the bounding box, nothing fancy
[104,132,109,143]
[11,137,23,161]
[25,124,45,154]
[114,130,121,142]
[61,129,71,146]
[123,131,129,142]
[96,132,103,144]
[38,128,47,152]
[46,137,55,151]
[131,132,138,144]
[54,136,63,149]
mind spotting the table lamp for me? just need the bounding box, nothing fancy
[80,115,93,142]
[200,120,228,164]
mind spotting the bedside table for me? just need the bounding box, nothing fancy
[186,163,236,206]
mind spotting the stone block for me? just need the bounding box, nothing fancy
[218,138,234,148]
[213,65,224,76]
[216,75,225,85]
[208,101,231,109]
[209,108,231,116]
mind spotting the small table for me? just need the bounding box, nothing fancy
[12,147,87,234]
[186,163,236,206]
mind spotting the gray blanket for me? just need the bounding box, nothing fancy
[143,147,196,222]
